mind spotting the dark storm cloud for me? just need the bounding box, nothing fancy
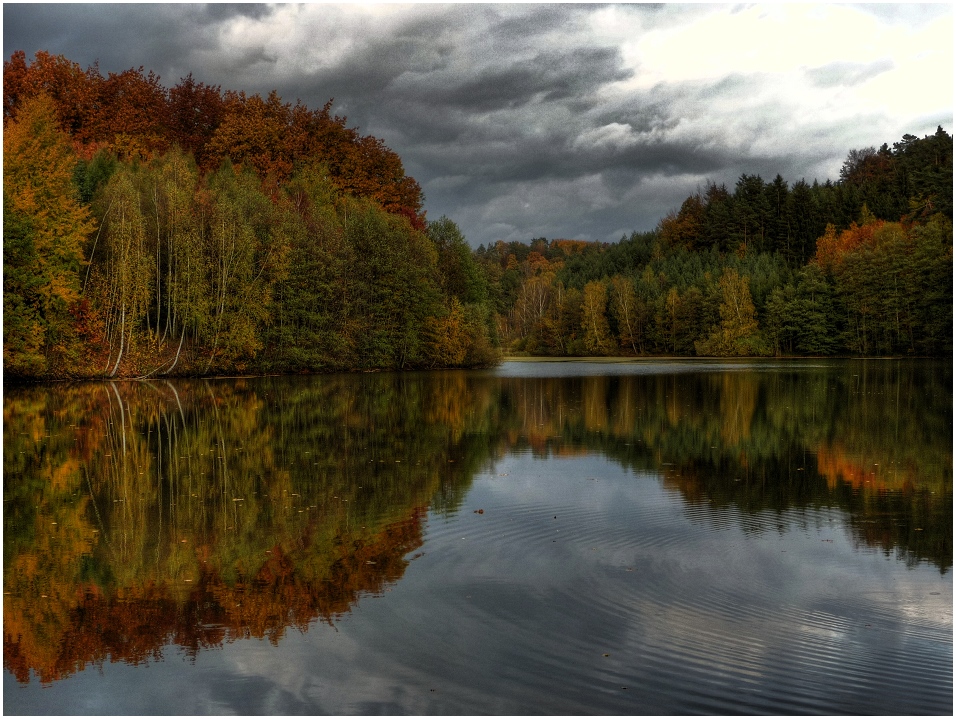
[5,4,219,83]
[3,3,950,246]
[394,46,631,113]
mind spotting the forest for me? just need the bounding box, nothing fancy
[3,51,953,380]
[480,130,953,358]
[3,51,495,379]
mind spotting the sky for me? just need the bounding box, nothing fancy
[3,2,953,247]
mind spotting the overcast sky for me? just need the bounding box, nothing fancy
[4,3,953,247]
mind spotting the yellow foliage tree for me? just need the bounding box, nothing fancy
[3,93,95,374]
[695,268,767,356]
[581,280,615,355]
[4,93,94,307]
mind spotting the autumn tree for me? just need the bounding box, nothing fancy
[84,65,170,160]
[3,94,95,376]
[87,167,152,376]
[581,280,614,355]
[200,161,284,372]
[695,268,767,356]
[167,73,225,172]
[3,51,95,134]
[207,90,293,187]
[658,193,704,251]
[609,274,644,355]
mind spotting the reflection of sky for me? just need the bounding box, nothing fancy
[5,454,951,715]
[489,358,839,378]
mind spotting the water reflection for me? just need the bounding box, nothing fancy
[3,361,951,687]
[4,374,486,684]
[490,362,952,570]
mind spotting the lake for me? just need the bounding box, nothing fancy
[3,359,952,714]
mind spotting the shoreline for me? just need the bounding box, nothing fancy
[501,355,909,362]
[4,354,934,385]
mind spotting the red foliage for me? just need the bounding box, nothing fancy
[812,221,884,269]
[4,51,425,221]
[168,73,226,170]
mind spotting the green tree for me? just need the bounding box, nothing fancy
[427,216,488,306]
[764,284,794,355]
[202,162,283,372]
[3,200,46,375]
[343,198,440,369]
[263,165,350,371]
[557,285,584,355]
[791,264,837,355]
[908,215,953,354]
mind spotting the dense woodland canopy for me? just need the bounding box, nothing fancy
[4,51,495,379]
[478,128,953,358]
[3,51,953,379]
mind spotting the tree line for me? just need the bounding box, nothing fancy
[478,127,952,357]
[3,51,952,378]
[3,52,495,379]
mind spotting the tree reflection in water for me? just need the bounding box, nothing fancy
[4,361,951,684]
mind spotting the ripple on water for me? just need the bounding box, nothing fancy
[414,463,951,714]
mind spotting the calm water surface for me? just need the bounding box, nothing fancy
[3,360,952,714]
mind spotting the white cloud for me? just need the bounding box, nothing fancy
[572,122,642,151]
